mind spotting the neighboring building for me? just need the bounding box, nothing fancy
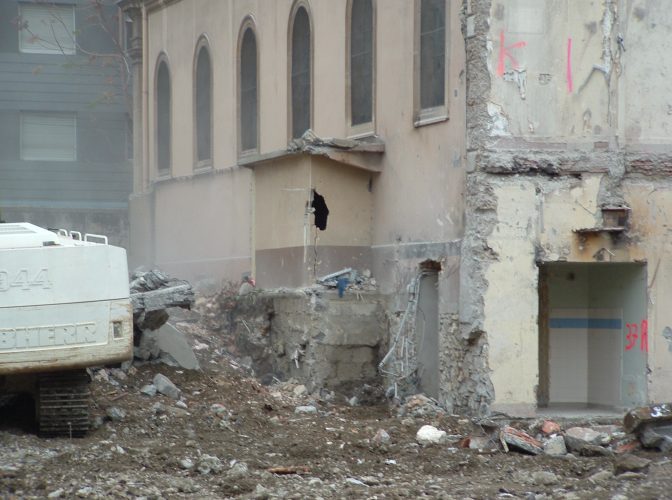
[0,0,131,246]
[121,0,672,416]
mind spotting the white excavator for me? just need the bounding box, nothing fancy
[0,223,133,436]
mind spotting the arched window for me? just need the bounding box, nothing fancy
[194,40,212,164]
[239,21,258,153]
[289,3,312,139]
[414,0,448,125]
[155,58,171,174]
[348,0,374,130]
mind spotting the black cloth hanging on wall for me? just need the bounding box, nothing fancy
[311,190,329,231]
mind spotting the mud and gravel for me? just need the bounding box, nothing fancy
[1,324,671,499]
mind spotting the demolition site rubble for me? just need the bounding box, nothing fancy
[1,277,672,499]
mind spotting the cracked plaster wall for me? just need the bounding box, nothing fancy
[463,0,672,414]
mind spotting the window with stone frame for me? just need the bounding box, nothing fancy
[239,24,258,153]
[348,0,374,130]
[195,42,213,165]
[415,0,448,126]
[290,5,312,139]
[156,59,171,174]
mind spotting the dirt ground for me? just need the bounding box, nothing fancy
[1,321,671,499]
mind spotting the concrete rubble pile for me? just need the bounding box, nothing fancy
[129,269,198,369]
[394,396,672,465]
[130,269,195,332]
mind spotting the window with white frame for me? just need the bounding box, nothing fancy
[18,3,76,55]
[414,0,447,125]
[21,112,77,161]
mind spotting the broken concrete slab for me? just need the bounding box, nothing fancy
[624,403,672,433]
[564,434,614,457]
[152,323,200,371]
[153,373,181,399]
[566,426,610,445]
[639,422,672,452]
[500,426,543,455]
[614,455,651,475]
[623,403,672,451]
[130,269,195,332]
[543,435,567,457]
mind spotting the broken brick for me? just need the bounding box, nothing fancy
[614,439,642,455]
[540,420,562,435]
[500,426,543,455]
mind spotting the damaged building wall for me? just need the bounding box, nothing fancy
[254,155,373,288]
[126,0,470,409]
[205,289,386,393]
[463,0,672,415]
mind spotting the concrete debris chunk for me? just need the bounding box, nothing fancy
[197,454,223,475]
[500,426,543,455]
[398,394,446,418]
[145,323,200,370]
[140,384,157,397]
[624,403,672,433]
[614,454,651,475]
[295,405,318,414]
[226,462,249,479]
[566,427,610,445]
[543,435,567,457]
[130,269,195,332]
[179,458,194,470]
[373,429,391,446]
[467,436,498,451]
[588,469,613,484]
[153,373,181,399]
[106,406,126,421]
[416,425,448,446]
[639,422,672,452]
[531,471,558,486]
[564,429,613,456]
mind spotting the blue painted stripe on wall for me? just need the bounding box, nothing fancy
[549,318,622,329]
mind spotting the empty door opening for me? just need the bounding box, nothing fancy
[416,261,440,399]
[538,263,647,410]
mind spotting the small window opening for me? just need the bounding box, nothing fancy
[112,321,123,339]
[311,190,329,231]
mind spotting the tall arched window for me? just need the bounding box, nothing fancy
[289,3,312,139]
[156,58,171,174]
[239,20,258,153]
[194,40,212,164]
[348,0,374,130]
[414,0,448,125]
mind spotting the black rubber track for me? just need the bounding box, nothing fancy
[37,370,91,437]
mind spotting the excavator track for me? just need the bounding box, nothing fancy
[37,370,91,437]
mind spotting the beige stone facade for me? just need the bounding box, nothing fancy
[121,0,672,416]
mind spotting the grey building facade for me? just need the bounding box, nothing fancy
[0,0,131,246]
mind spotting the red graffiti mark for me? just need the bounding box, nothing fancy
[640,319,649,352]
[497,31,527,77]
[625,320,649,352]
[625,323,638,351]
[566,38,573,93]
